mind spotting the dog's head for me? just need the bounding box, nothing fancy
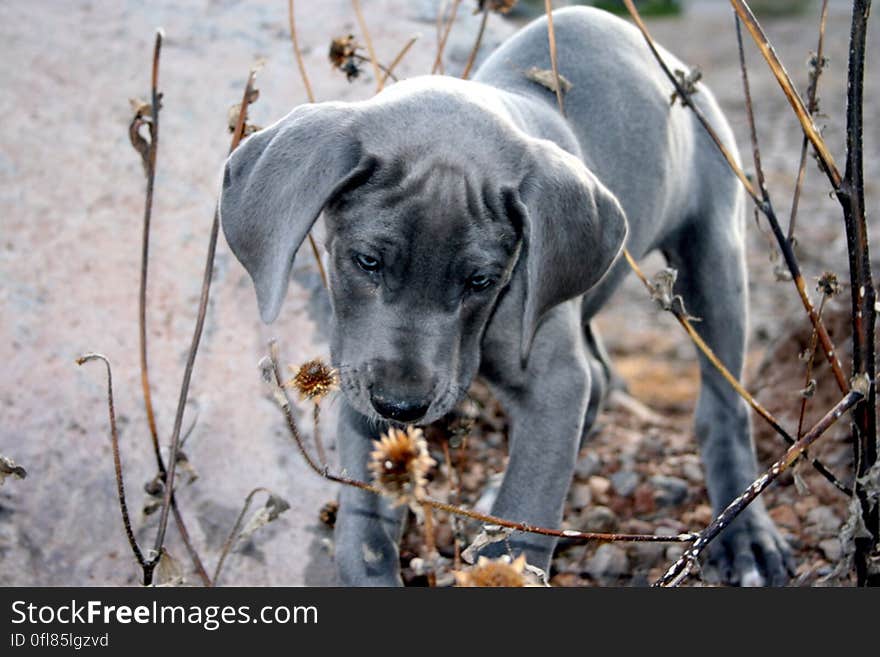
[220,78,626,425]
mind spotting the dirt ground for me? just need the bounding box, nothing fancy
[0,0,877,586]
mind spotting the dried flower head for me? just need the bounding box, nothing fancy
[319,500,339,529]
[368,426,436,505]
[454,554,528,587]
[287,359,339,402]
[329,35,363,81]
[474,0,517,14]
[817,271,841,297]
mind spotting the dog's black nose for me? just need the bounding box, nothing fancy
[370,394,430,423]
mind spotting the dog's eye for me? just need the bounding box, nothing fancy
[354,253,381,273]
[467,273,494,292]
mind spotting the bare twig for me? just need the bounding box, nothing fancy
[544,1,565,116]
[351,0,383,93]
[286,0,329,290]
[788,0,829,241]
[264,342,696,545]
[213,487,269,586]
[840,0,878,586]
[432,0,461,74]
[287,0,315,102]
[461,7,489,80]
[656,388,865,587]
[379,35,419,88]
[728,0,842,189]
[151,69,261,567]
[312,403,329,468]
[77,354,150,580]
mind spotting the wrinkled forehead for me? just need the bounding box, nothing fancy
[328,156,519,258]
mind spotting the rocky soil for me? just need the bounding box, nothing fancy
[0,0,876,586]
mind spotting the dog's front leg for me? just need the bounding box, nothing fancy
[334,404,406,586]
[480,300,591,573]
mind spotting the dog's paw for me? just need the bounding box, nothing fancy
[706,507,794,587]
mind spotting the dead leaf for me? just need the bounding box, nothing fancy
[236,493,291,547]
[524,66,572,95]
[0,455,27,486]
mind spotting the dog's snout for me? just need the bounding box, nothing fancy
[370,393,430,423]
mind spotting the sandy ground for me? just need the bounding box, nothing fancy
[0,0,876,586]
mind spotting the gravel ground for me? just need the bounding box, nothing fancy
[0,0,876,586]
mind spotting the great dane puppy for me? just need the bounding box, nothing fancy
[220,7,791,586]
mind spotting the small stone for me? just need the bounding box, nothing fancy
[650,475,689,507]
[579,505,619,533]
[575,452,602,479]
[633,483,656,515]
[588,476,612,501]
[806,506,840,537]
[586,544,629,584]
[769,505,800,532]
[818,538,842,562]
[569,483,593,510]
[630,542,665,569]
[665,545,684,562]
[683,504,713,526]
[680,456,704,483]
[611,470,640,497]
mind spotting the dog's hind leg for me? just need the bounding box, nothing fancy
[663,195,792,586]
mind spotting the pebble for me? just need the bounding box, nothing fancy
[575,452,602,479]
[818,538,842,562]
[769,504,801,532]
[579,505,620,533]
[588,475,612,501]
[806,506,840,537]
[650,475,689,507]
[586,544,630,583]
[680,456,704,483]
[569,483,593,510]
[630,541,665,568]
[611,470,640,497]
[633,483,656,515]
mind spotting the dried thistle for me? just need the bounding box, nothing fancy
[329,35,363,81]
[368,426,436,506]
[454,554,530,587]
[817,271,841,297]
[286,359,339,402]
[474,0,517,14]
[319,500,339,528]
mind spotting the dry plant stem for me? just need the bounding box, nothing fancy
[841,0,878,586]
[213,487,270,586]
[77,354,150,579]
[140,30,163,469]
[312,403,329,468]
[151,71,259,564]
[287,0,314,103]
[286,0,329,290]
[656,389,864,586]
[379,35,419,88]
[729,0,842,188]
[432,0,461,74]
[351,0,382,93]
[422,504,437,586]
[796,294,827,441]
[624,250,848,494]
[442,441,463,570]
[544,1,565,116]
[461,8,489,80]
[621,0,848,397]
[266,343,694,545]
[788,0,829,241]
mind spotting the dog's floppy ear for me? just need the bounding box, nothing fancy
[514,140,628,361]
[219,103,361,323]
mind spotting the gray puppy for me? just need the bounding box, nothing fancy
[220,7,791,586]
